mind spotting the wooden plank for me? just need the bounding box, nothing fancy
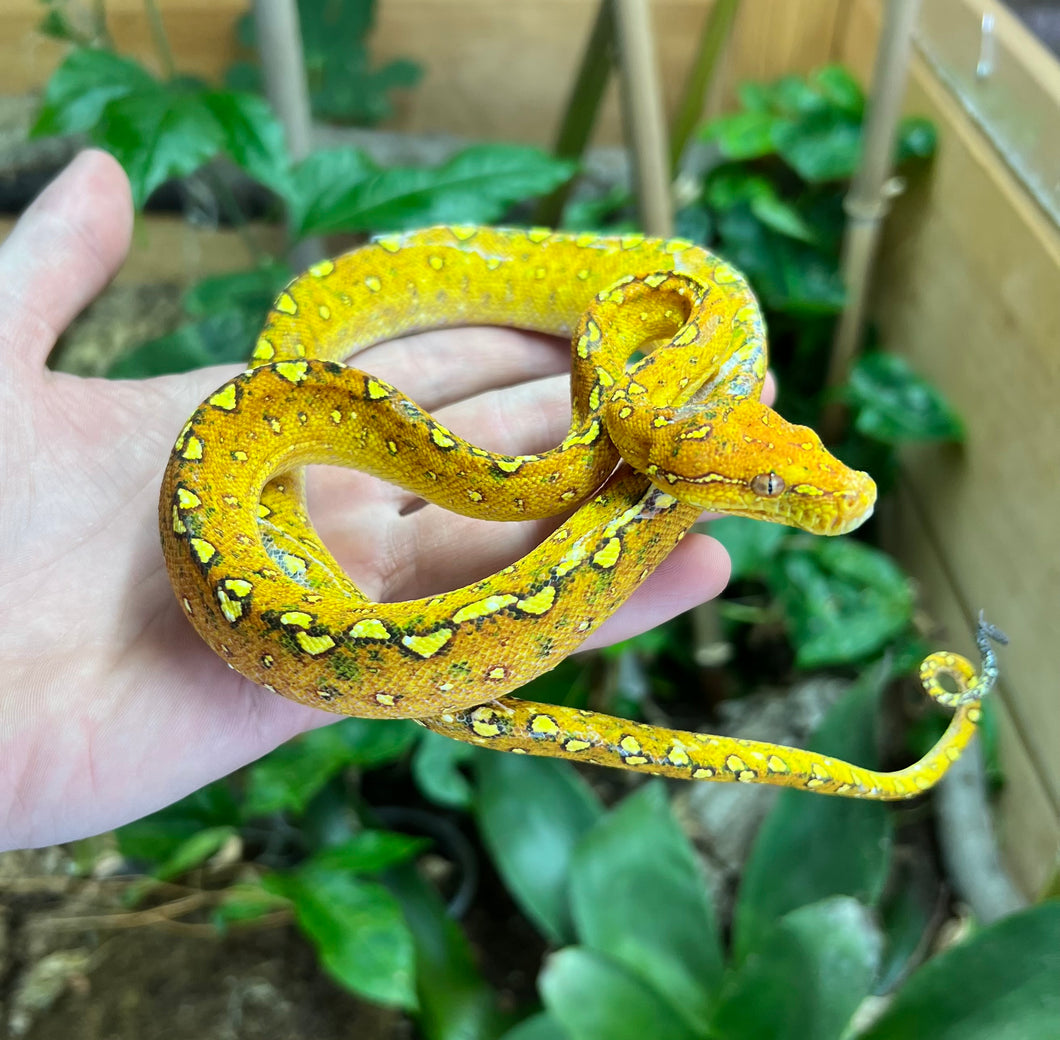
[2,0,845,146]
[837,0,1060,894]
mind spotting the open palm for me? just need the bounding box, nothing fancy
[0,151,734,851]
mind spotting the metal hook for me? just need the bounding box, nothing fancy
[976,12,996,79]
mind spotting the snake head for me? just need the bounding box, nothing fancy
[640,400,877,535]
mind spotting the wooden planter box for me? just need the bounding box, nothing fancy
[3,0,1057,895]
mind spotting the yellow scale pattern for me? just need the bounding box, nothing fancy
[160,226,1004,799]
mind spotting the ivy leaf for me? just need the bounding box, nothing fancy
[212,881,290,931]
[712,897,882,1040]
[570,783,723,1031]
[732,665,893,961]
[771,537,913,668]
[149,825,237,882]
[860,902,1060,1040]
[701,110,779,160]
[896,116,938,162]
[294,145,576,237]
[412,731,478,810]
[473,753,602,945]
[116,781,240,864]
[32,47,156,137]
[540,948,700,1040]
[305,830,428,875]
[811,65,864,116]
[199,89,292,197]
[499,1013,569,1040]
[265,866,417,1008]
[286,147,381,234]
[847,352,965,444]
[774,109,863,182]
[95,82,226,207]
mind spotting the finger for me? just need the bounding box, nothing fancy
[0,150,132,376]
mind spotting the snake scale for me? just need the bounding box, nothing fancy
[160,226,1002,799]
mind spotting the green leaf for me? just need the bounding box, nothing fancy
[812,66,865,116]
[306,830,428,875]
[847,352,964,444]
[710,516,789,580]
[286,147,381,233]
[295,145,576,237]
[95,83,226,207]
[199,89,292,196]
[569,783,723,1030]
[32,47,156,137]
[774,109,863,182]
[243,719,417,818]
[749,189,819,243]
[712,897,882,1040]
[860,902,1060,1040]
[500,1014,569,1040]
[771,74,831,117]
[151,825,237,881]
[386,862,511,1040]
[540,948,700,1040]
[265,866,417,1008]
[733,666,894,961]
[116,781,240,864]
[771,537,913,668]
[212,881,290,931]
[473,753,602,945]
[701,110,779,159]
[412,731,478,809]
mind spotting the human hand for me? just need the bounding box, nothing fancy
[0,151,739,851]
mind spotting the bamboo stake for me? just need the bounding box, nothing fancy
[612,0,673,236]
[823,0,922,440]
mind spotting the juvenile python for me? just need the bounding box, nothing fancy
[160,226,1003,799]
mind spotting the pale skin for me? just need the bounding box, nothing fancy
[0,150,769,852]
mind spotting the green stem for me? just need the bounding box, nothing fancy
[669,0,741,174]
[142,0,176,78]
[533,0,617,227]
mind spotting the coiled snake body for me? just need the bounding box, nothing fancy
[160,226,1001,799]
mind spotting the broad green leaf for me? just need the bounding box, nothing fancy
[703,166,772,211]
[771,74,831,117]
[387,862,511,1040]
[242,719,417,819]
[95,83,226,207]
[774,109,863,182]
[749,189,819,243]
[212,881,290,931]
[874,857,937,992]
[860,902,1060,1040]
[500,1013,569,1040]
[569,783,723,1030]
[701,110,779,159]
[265,866,417,1007]
[733,666,893,960]
[151,825,237,881]
[295,145,576,237]
[306,830,427,875]
[848,352,965,444]
[712,897,882,1040]
[540,948,700,1040]
[412,731,478,809]
[473,754,602,945]
[116,780,240,864]
[32,47,156,137]
[199,89,293,196]
[812,66,864,115]
[710,516,789,580]
[286,147,381,233]
[771,537,913,668]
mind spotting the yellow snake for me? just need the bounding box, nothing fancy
[159,226,1002,799]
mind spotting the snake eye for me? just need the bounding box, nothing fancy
[750,472,786,498]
